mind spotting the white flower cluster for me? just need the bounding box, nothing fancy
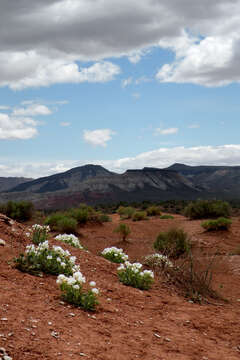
[101,247,128,262]
[25,241,80,272]
[31,224,50,232]
[56,273,99,295]
[118,261,154,278]
[55,234,83,249]
[144,253,173,268]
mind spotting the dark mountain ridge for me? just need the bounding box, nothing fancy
[1,163,240,209]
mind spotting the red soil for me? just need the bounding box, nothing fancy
[1,213,240,360]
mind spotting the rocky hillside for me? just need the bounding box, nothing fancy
[1,163,240,208]
[0,177,32,192]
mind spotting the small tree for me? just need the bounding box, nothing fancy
[114,223,131,242]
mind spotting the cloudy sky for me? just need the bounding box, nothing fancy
[1,0,240,177]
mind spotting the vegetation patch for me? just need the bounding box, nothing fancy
[57,274,99,311]
[160,215,174,220]
[132,210,147,221]
[55,233,84,249]
[184,200,231,220]
[15,241,78,276]
[154,227,190,259]
[201,217,232,231]
[0,200,34,222]
[101,247,128,263]
[114,223,131,241]
[146,206,161,216]
[117,261,154,290]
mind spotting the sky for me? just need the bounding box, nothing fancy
[1,0,240,178]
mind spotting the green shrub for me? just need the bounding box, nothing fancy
[44,213,66,230]
[154,228,190,258]
[15,241,78,276]
[201,217,232,231]
[98,213,111,222]
[132,211,147,221]
[117,262,154,290]
[57,274,99,311]
[31,224,50,245]
[160,215,174,220]
[57,216,77,234]
[146,206,161,216]
[184,200,231,220]
[117,206,135,219]
[1,200,33,222]
[101,246,128,263]
[68,208,89,224]
[114,223,131,241]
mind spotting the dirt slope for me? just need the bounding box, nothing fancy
[1,213,240,360]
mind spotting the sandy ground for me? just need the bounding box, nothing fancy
[1,213,240,360]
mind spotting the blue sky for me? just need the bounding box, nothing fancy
[0,1,240,178]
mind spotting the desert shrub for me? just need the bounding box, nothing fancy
[154,228,190,259]
[68,208,89,224]
[1,200,33,222]
[201,217,232,231]
[57,275,99,311]
[101,247,128,263]
[98,213,111,222]
[117,206,135,219]
[146,206,161,216]
[57,216,77,234]
[114,223,131,241]
[55,234,83,249]
[117,261,154,290]
[132,211,147,221]
[143,253,173,269]
[184,200,231,220]
[164,253,222,303]
[160,215,174,220]
[30,224,50,245]
[15,241,79,276]
[44,213,77,233]
[44,213,66,230]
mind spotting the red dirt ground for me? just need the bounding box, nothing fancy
[1,213,240,360]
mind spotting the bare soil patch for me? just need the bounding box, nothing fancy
[1,213,240,359]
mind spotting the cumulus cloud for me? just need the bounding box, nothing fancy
[60,122,71,127]
[1,144,240,177]
[0,1,240,88]
[0,52,120,90]
[83,129,116,147]
[0,100,65,139]
[155,127,179,135]
[0,113,38,140]
[13,104,52,116]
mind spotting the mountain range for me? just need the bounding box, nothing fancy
[1,163,240,209]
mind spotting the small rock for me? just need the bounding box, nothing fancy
[1,318,8,321]
[79,353,87,357]
[154,333,161,338]
[165,337,171,342]
[69,313,75,317]
[48,322,52,325]
[51,331,59,339]
[0,239,6,246]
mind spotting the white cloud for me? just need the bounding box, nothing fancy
[156,31,240,87]
[0,113,38,139]
[121,77,133,88]
[60,122,71,127]
[83,129,116,147]
[0,51,120,90]
[155,127,178,135]
[0,1,240,88]
[188,124,200,129]
[13,104,52,116]
[1,144,240,177]
[0,105,10,110]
